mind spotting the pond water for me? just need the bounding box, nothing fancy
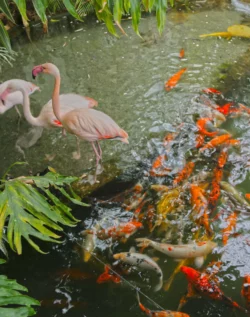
[2,2,250,317]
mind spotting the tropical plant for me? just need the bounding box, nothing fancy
[0,259,40,317]
[0,0,175,53]
[0,164,87,256]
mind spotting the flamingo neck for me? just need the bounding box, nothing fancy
[52,73,62,122]
[21,88,43,127]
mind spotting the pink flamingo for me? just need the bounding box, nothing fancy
[0,79,39,115]
[0,79,98,159]
[31,63,129,180]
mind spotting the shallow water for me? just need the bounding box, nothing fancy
[2,3,250,317]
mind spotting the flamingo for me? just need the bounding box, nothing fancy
[31,63,129,181]
[0,79,98,159]
[0,79,39,115]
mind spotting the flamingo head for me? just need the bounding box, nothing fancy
[32,63,60,79]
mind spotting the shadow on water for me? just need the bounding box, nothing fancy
[2,1,250,317]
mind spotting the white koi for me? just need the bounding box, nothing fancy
[113,251,163,292]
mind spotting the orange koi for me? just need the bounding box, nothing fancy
[165,68,187,91]
[241,275,250,310]
[190,184,212,235]
[218,148,228,169]
[195,134,205,148]
[245,193,250,200]
[199,134,231,152]
[173,162,195,185]
[180,266,247,312]
[137,291,189,317]
[97,265,121,284]
[196,118,217,137]
[222,212,238,245]
[224,139,240,147]
[202,88,221,94]
[209,180,220,209]
[214,167,223,183]
[152,154,167,169]
[216,103,234,115]
[179,48,185,59]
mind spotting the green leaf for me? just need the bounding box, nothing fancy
[124,0,130,13]
[95,0,117,37]
[0,169,85,254]
[13,0,28,21]
[0,0,15,23]
[0,259,6,265]
[142,0,155,12]
[168,0,174,7]
[130,0,141,36]
[32,0,48,31]
[63,0,83,21]
[155,0,167,35]
[0,275,39,317]
[0,20,12,52]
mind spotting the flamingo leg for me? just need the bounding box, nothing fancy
[15,106,22,132]
[72,137,81,160]
[96,141,102,163]
[91,142,101,182]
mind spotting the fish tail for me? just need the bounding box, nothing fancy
[222,294,248,313]
[136,290,151,315]
[135,238,151,248]
[200,32,232,38]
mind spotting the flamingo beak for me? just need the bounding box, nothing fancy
[32,65,44,79]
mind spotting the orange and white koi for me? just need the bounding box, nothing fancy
[165,68,187,91]
[199,134,231,152]
[97,265,121,284]
[196,117,217,137]
[173,162,195,185]
[222,212,238,245]
[137,291,190,317]
[241,275,250,310]
[180,266,247,312]
[113,251,163,291]
[83,221,143,241]
[136,238,216,268]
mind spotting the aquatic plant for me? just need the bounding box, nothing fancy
[0,258,39,316]
[0,164,88,256]
[0,0,175,53]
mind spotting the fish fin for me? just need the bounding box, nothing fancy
[194,256,204,268]
[129,246,136,253]
[153,275,163,292]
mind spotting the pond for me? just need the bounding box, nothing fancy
[2,1,250,317]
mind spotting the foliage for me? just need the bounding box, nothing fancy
[0,259,39,317]
[0,0,175,54]
[0,165,87,255]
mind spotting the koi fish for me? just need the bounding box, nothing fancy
[136,238,216,268]
[163,132,177,147]
[216,103,234,115]
[165,68,187,91]
[179,48,185,59]
[209,179,221,210]
[196,118,217,137]
[136,291,190,317]
[83,220,143,241]
[180,266,247,312]
[152,154,167,170]
[55,268,93,280]
[173,162,195,185]
[113,250,163,291]
[97,265,121,284]
[218,148,228,169]
[199,134,231,152]
[224,139,240,147]
[125,192,147,211]
[195,134,205,148]
[190,184,212,236]
[150,168,172,177]
[202,88,221,94]
[220,181,250,210]
[245,193,250,200]
[82,222,100,262]
[222,211,238,245]
[241,275,250,310]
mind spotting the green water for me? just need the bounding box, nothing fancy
[1,3,250,317]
